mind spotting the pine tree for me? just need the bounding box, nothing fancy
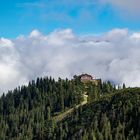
[47,106,51,120]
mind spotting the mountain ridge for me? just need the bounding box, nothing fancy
[0,75,139,140]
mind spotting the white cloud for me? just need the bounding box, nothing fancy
[0,28,140,94]
[0,38,27,93]
[0,38,14,48]
[130,33,140,39]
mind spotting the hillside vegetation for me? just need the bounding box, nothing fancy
[0,76,139,140]
[52,88,140,140]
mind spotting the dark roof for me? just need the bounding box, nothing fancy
[79,73,93,78]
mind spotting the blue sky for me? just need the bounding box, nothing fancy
[0,0,140,38]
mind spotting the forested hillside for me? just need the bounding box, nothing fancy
[52,88,140,140]
[0,77,84,139]
[0,76,139,140]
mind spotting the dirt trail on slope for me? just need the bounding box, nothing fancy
[53,94,88,122]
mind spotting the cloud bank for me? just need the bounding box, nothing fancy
[0,28,140,94]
